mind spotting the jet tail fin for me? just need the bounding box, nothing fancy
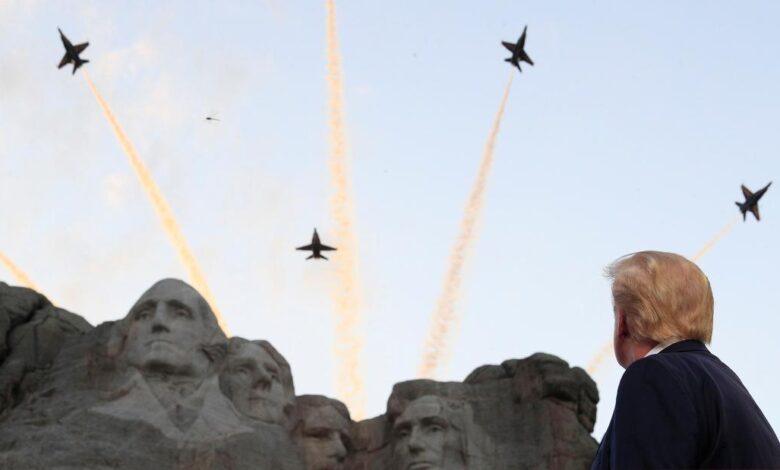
[735,201,747,221]
[306,254,315,260]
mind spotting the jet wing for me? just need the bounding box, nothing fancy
[58,53,71,69]
[501,41,516,53]
[754,186,770,200]
[518,27,527,48]
[750,205,761,221]
[741,185,754,199]
[296,244,314,251]
[520,51,534,65]
[75,42,89,53]
[320,245,337,251]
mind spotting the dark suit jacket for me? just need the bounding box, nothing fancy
[592,340,780,469]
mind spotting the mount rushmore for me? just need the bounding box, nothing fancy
[0,279,599,469]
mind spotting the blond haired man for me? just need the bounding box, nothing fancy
[591,251,780,469]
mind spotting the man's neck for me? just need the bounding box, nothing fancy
[622,339,659,367]
[644,338,682,358]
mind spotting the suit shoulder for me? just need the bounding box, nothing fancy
[615,356,699,426]
[618,355,673,389]
[616,355,698,407]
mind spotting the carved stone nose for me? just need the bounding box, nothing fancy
[329,435,347,460]
[254,376,271,391]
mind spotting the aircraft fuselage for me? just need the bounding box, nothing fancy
[57,28,89,74]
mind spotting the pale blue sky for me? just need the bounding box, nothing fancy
[1,1,778,439]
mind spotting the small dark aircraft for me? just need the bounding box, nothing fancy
[296,228,337,260]
[57,28,89,75]
[205,116,220,122]
[502,25,534,72]
[736,182,771,221]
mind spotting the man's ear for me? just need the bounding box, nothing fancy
[616,308,630,338]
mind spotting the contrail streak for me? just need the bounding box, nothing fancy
[417,74,514,379]
[84,73,230,336]
[586,341,613,376]
[326,0,366,419]
[0,251,40,292]
[586,216,739,376]
[691,216,738,262]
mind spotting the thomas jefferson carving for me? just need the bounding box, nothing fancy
[220,337,295,425]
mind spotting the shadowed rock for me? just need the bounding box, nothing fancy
[0,282,92,414]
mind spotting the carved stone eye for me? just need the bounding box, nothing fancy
[173,307,191,318]
[134,308,152,321]
[304,428,331,440]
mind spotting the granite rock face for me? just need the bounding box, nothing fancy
[0,282,92,413]
[0,280,598,469]
[349,354,599,469]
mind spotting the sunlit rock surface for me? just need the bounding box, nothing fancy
[0,280,598,469]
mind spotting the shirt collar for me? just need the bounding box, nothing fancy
[644,338,682,357]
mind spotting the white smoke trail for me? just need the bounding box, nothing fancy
[418,73,514,379]
[84,73,230,336]
[691,216,738,262]
[325,0,366,419]
[0,250,40,292]
[586,341,613,376]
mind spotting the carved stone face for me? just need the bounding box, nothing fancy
[220,340,289,423]
[293,404,350,470]
[123,279,213,377]
[392,396,466,470]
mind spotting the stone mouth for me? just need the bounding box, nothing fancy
[407,462,435,470]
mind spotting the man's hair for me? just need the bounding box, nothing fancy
[606,251,714,343]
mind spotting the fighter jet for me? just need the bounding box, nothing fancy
[296,228,337,260]
[736,182,771,221]
[57,28,89,75]
[205,116,220,122]
[502,26,534,72]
